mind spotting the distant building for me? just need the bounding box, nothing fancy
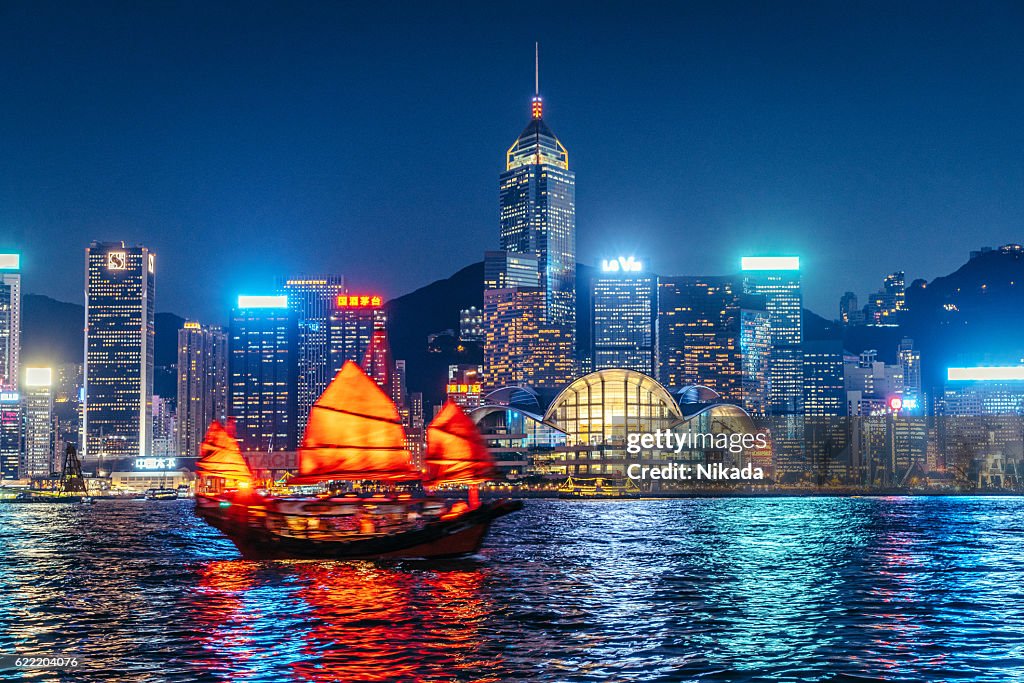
[280,275,346,434]
[839,291,858,325]
[228,296,298,452]
[844,350,905,410]
[898,338,922,404]
[447,364,484,408]
[176,322,228,458]
[741,257,804,416]
[591,261,656,375]
[83,241,155,462]
[0,390,19,479]
[459,307,484,342]
[0,254,21,390]
[657,276,770,416]
[328,294,385,376]
[151,395,177,458]
[22,368,54,478]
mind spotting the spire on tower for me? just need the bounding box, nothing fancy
[531,41,543,119]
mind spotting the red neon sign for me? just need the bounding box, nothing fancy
[336,295,382,308]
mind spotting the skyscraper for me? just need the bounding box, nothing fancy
[83,241,155,462]
[490,47,576,387]
[898,338,921,403]
[176,322,228,458]
[22,367,54,478]
[591,259,656,374]
[0,254,22,390]
[741,257,804,414]
[329,293,385,375]
[280,276,346,434]
[228,296,298,452]
[483,287,574,390]
[0,389,18,479]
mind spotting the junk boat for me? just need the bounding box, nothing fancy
[194,360,521,559]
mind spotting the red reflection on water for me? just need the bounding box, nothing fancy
[290,563,501,683]
[192,560,262,677]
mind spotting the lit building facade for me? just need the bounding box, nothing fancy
[228,296,298,452]
[328,294,385,375]
[484,251,541,290]
[741,257,804,415]
[0,390,18,479]
[176,322,228,458]
[483,287,574,391]
[489,74,576,388]
[83,241,155,461]
[447,364,484,408]
[657,276,770,416]
[22,368,54,478]
[592,262,656,374]
[459,307,484,343]
[0,254,21,390]
[499,91,576,330]
[280,276,346,433]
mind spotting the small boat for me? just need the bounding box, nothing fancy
[145,488,179,500]
[558,476,641,499]
[195,360,521,560]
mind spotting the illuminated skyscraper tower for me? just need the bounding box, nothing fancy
[176,322,228,458]
[83,241,155,462]
[489,45,576,388]
[741,257,804,414]
[228,296,298,453]
[280,275,346,434]
[0,254,21,390]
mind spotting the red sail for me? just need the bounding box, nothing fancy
[198,420,253,482]
[424,401,495,485]
[295,360,417,482]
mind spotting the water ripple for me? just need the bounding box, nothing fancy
[0,497,1023,681]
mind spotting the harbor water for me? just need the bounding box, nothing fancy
[1,497,1023,682]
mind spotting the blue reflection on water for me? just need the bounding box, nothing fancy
[0,497,1023,681]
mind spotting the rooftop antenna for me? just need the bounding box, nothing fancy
[535,41,539,96]
[531,42,543,119]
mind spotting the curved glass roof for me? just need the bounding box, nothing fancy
[543,369,683,447]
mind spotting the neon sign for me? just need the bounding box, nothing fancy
[107,251,127,270]
[135,457,177,471]
[601,257,643,273]
[447,383,482,394]
[336,295,383,308]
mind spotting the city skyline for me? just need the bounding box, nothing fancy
[3,2,1023,322]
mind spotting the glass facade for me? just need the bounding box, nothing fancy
[0,255,20,390]
[228,304,298,452]
[543,369,683,476]
[22,369,53,478]
[176,323,228,458]
[490,95,576,390]
[0,390,19,479]
[592,272,656,374]
[742,264,804,415]
[483,288,575,391]
[83,241,155,462]
[280,276,346,434]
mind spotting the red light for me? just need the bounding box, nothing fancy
[889,397,903,411]
[336,294,383,309]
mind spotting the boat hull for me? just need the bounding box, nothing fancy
[196,496,522,560]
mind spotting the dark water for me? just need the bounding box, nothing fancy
[1,498,1024,682]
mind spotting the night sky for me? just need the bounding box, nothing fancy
[2,1,1022,323]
